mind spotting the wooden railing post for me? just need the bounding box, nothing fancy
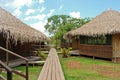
[7,71,12,80]
[0,46,29,80]
[26,60,29,80]
[0,60,12,80]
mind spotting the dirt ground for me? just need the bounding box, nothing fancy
[67,61,80,69]
[67,61,120,77]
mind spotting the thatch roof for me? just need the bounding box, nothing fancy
[0,7,49,44]
[65,10,120,38]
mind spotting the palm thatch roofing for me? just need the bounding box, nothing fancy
[0,7,49,44]
[64,10,120,38]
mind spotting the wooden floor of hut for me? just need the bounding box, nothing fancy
[7,56,41,67]
[69,50,80,56]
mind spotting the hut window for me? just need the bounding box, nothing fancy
[80,35,112,45]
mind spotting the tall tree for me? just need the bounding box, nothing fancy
[44,15,71,35]
[45,15,71,48]
[54,18,91,40]
[45,14,91,48]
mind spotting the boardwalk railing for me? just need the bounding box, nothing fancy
[38,48,65,80]
[0,46,29,80]
[0,60,12,80]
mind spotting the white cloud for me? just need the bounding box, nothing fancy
[25,9,35,15]
[39,7,46,13]
[70,11,80,18]
[24,14,46,21]
[59,5,63,10]
[13,8,22,17]
[47,9,55,17]
[5,0,33,8]
[30,20,47,33]
[39,0,45,3]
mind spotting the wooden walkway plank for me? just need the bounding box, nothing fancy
[51,53,56,80]
[38,56,50,80]
[38,48,65,80]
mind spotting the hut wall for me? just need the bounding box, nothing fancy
[112,34,120,62]
[0,35,6,61]
[10,42,33,60]
[79,44,112,59]
[0,35,39,61]
[72,38,79,50]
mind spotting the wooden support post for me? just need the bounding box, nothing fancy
[6,38,9,65]
[7,71,12,80]
[40,42,41,50]
[26,61,29,80]
[93,56,95,60]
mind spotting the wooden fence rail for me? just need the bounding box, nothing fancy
[38,48,65,80]
[0,46,29,80]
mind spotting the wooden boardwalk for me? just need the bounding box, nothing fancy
[38,48,65,80]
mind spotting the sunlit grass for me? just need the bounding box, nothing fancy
[60,55,120,80]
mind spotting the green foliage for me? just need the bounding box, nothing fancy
[45,14,91,47]
[61,47,72,58]
[36,49,45,60]
[54,18,91,40]
[44,15,71,35]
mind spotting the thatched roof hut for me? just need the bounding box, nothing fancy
[0,7,49,44]
[65,10,120,37]
[64,10,120,62]
[0,7,50,64]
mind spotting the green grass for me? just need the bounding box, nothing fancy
[1,66,43,80]
[60,55,120,80]
[1,54,120,80]
[1,53,48,80]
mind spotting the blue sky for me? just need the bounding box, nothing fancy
[0,0,120,35]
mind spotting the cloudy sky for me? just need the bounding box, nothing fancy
[0,0,120,35]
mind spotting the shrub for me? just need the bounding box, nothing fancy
[61,47,72,58]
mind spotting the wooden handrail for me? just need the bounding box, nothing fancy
[0,60,12,72]
[0,46,29,80]
[0,47,28,61]
[0,60,12,80]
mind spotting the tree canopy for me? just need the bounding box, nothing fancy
[44,14,91,47]
[44,15,71,35]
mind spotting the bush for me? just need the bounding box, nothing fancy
[61,47,72,58]
[35,50,45,60]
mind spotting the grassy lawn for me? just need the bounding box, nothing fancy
[1,54,120,80]
[1,53,48,80]
[1,65,43,80]
[60,55,120,80]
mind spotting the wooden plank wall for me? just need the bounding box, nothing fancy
[112,34,120,62]
[72,38,79,50]
[112,34,120,57]
[79,44,112,59]
[11,42,32,60]
[0,35,6,61]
